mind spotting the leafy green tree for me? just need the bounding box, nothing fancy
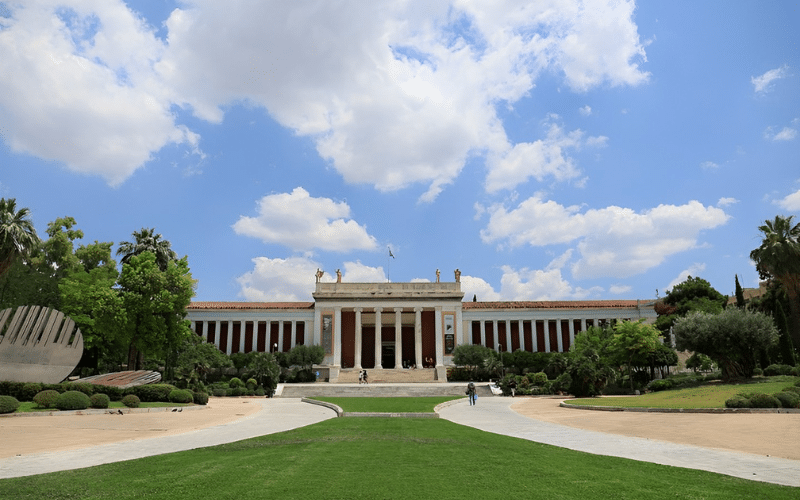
[118,252,195,371]
[452,344,491,379]
[774,302,796,366]
[655,276,727,342]
[117,227,178,272]
[176,335,232,387]
[685,352,714,372]
[750,215,800,347]
[0,198,39,278]
[287,344,325,372]
[674,308,779,380]
[566,326,616,397]
[734,274,745,308]
[246,352,281,394]
[611,320,660,392]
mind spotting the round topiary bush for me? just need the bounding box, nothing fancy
[168,389,194,404]
[647,379,673,392]
[782,386,800,395]
[63,382,95,396]
[773,391,800,409]
[229,386,247,397]
[90,393,110,409]
[55,391,91,411]
[747,393,781,408]
[21,382,43,402]
[0,395,20,414]
[121,394,141,408]
[133,384,177,402]
[763,364,793,376]
[228,377,245,389]
[193,391,209,405]
[246,378,257,390]
[33,389,61,409]
[725,395,751,408]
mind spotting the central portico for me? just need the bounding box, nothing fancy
[312,281,464,382]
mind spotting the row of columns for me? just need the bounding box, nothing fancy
[190,319,308,355]
[350,307,427,370]
[474,318,614,353]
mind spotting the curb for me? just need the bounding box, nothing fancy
[0,405,206,418]
[559,402,800,414]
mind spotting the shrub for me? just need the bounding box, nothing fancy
[212,388,227,397]
[527,372,548,386]
[133,384,177,402]
[747,393,781,408]
[782,386,800,395]
[90,393,111,409]
[553,372,572,393]
[763,364,793,376]
[21,382,43,402]
[725,395,750,408]
[0,381,26,400]
[791,366,800,376]
[55,391,91,411]
[229,386,247,397]
[752,367,763,376]
[254,386,265,396]
[121,394,141,408]
[33,389,61,408]
[92,385,125,401]
[193,391,209,405]
[0,395,19,414]
[169,389,194,404]
[773,391,800,409]
[63,382,95,396]
[228,377,245,388]
[647,379,673,392]
[246,378,257,390]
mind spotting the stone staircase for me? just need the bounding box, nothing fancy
[336,368,440,384]
[277,381,495,398]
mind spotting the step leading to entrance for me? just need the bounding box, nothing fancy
[277,382,495,398]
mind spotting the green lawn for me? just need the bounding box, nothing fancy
[1,417,795,499]
[309,396,462,412]
[14,401,192,413]
[566,376,800,409]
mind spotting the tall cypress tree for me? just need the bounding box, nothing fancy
[734,274,746,308]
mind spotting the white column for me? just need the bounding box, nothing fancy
[290,321,297,349]
[518,320,525,351]
[480,321,486,347]
[239,320,246,353]
[334,307,342,367]
[374,307,383,369]
[581,318,587,332]
[354,308,363,369]
[394,307,403,369]
[190,321,195,333]
[202,321,209,341]
[278,320,285,353]
[213,322,220,349]
[252,322,259,352]
[226,320,233,355]
[265,320,273,352]
[556,319,564,352]
[543,320,551,352]
[505,319,512,353]
[414,307,423,369]
[532,320,538,352]
[492,320,499,350]
[568,319,575,347]
[434,306,443,366]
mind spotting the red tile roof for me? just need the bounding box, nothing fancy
[462,300,651,310]
[188,301,315,310]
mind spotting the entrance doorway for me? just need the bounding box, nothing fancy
[381,343,395,369]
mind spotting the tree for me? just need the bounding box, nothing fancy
[566,326,616,397]
[774,302,796,366]
[734,274,745,308]
[176,335,232,387]
[655,276,727,342]
[287,344,325,372]
[0,198,39,278]
[749,215,800,347]
[118,252,195,371]
[673,308,779,380]
[611,320,660,392]
[452,344,491,379]
[117,227,178,272]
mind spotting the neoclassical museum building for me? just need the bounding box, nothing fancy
[186,271,657,382]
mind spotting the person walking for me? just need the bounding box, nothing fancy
[466,382,476,406]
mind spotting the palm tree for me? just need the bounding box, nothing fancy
[0,198,40,278]
[750,215,800,346]
[116,227,177,271]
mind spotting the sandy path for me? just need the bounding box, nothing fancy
[0,398,260,459]
[510,397,800,461]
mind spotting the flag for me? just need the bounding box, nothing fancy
[389,248,395,258]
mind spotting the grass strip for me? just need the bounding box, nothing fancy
[1,418,795,499]
[567,376,799,409]
[309,396,462,413]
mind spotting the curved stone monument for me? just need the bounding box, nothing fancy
[0,306,84,384]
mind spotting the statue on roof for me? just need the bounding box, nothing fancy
[336,269,342,283]
[454,268,461,282]
[436,268,440,283]
[315,268,324,283]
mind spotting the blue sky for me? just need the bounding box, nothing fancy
[1,1,798,303]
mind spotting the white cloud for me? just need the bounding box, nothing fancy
[764,126,798,142]
[480,196,729,279]
[232,188,378,252]
[700,161,719,170]
[609,284,632,295]
[717,197,739,207]
[579,105,592,116]
[340,261,386,282]
[485,117,607,192]
[666,263,707,292]
[751,64,789,93]
[775,188,800,211]
[460,275,502,302]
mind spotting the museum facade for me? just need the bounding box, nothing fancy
[186,277,657,381]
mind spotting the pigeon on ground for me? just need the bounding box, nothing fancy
[172,408,178,412]
[117,409,123,415]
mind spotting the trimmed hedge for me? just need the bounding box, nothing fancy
[33,389,61,408]
[21,383,43,402]
[725,395,750,408]
[131,384,177,402]
[773,391,800,409]
[91,385,125,401]
[62,382,95,396]
[55,391,91,411]
[90,393,111,409]
[228,377,245,388]
[121,395,141,408]
[0,395,19,414]
[763,364,794,376]
[168,389,194,404]
[747,393,781,408]
[193,391,209,405]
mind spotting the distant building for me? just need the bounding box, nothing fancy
[187,277,656,381]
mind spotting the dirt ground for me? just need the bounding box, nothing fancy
[1,397,798,461]
[0,398,260,459]
[511,397,800,461]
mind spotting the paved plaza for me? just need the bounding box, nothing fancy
[0,395,798,487]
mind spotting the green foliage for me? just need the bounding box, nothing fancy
[55,390,91,410]
[132,383,177,402]
[175,335,232,386]
[782,386,800,395]
[685,352,714,372]
[0,395,19,413]
[655,276,727,336]
[90,393,110,408]
[773,391,800,408]
[91,384,125,401]
[611,320,660,391]
[228,377,245,388]
[647,379,672,391]
[0,198,40,279]
[62,382,95,396]
[773,302,796,366]
[734,274,745,308]
[121,394,141,408]
[20,382,43,402]
[168,389,194,404]
[674,307,779,380]
[745,393,781,408]
[763,364,794,376]
[724,395,751,408]
[452,344,491,377]
[193,391,209,405]
[33,389,61,408]
[527,372,548,385]
[553,372,572,393]
[287,344,325,371]
[246,378,257,390]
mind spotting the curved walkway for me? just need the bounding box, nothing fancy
[438,397,800,487]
